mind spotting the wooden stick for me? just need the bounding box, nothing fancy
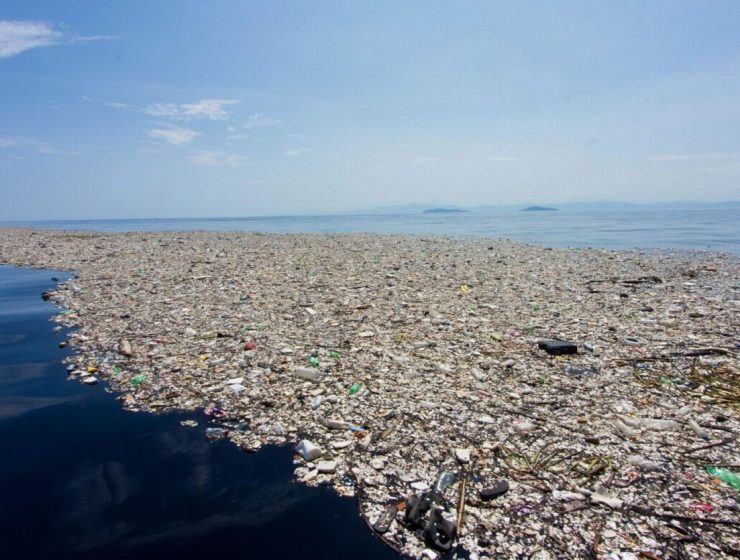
[455,460,473,538]
[684,436,735,454]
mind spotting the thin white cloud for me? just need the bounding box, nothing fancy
[0,20,62,58]
[141,99,239,121]
[190,150,246,166]
[35,144,83,156]
[647,152,740,162]
[0,20,113,58]
[142,103,181,118]
[0,135,29,148]
[283,148,304,157]
[245,113,281,129]
[0,134,81,155]
[105,101,131,110]
[147,126,198,145]
[181,99,239,120]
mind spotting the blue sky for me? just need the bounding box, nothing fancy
[1,1,739,219]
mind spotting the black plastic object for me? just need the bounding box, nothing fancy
[405,471,458,530]
[537,340,577,355]
[405,494,432,528]
[423,508,456,552]
[479,480,509,501]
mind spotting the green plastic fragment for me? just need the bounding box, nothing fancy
[131,374,146,386]
[309,356,319,367]
[706,467,740,491]
[348,382,361,395]
[113,366,122,375]
[329,351,341,360]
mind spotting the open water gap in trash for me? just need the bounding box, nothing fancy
[0,265,403,560]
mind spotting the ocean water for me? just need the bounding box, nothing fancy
[5,207,739,254]
[0,265,402,560]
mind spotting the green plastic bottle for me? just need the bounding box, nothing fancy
[706,467,740,491]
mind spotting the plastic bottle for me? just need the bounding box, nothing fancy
[688,419,709,440]
[295,439,323,461]
[641,418,681,431]
[627,455,661,472]
[615,420,638,439]
[706,467,740,490]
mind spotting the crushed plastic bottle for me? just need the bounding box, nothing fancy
[627,455,661,472]
[706,467,740,491]
[688,419,709,440]
[641,418,681,431]
[310,395,323,409]
[131,374,146,386]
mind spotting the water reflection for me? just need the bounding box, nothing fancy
[0,394,84,421]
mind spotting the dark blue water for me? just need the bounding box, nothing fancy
[0,265,401,560]
[3,207,739,253]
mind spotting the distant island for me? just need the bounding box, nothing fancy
[422,208,469,214]
[521,206,558,212]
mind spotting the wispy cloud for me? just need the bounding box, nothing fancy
[647,152,740,162]
[0,134,81,155]
[245,113,281,129]
[0,135,29,148]
[147,126,198,145]
[0,20,113,58]
[142,99,239,121]
[105,101,131,110]
[283,148,304,157]
[0,20,62,58]
[190,150,246,166]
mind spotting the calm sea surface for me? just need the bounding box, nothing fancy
[4,207,739,254]
[0,265,401,560]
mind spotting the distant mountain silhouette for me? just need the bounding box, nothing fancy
[422,208,469,214]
